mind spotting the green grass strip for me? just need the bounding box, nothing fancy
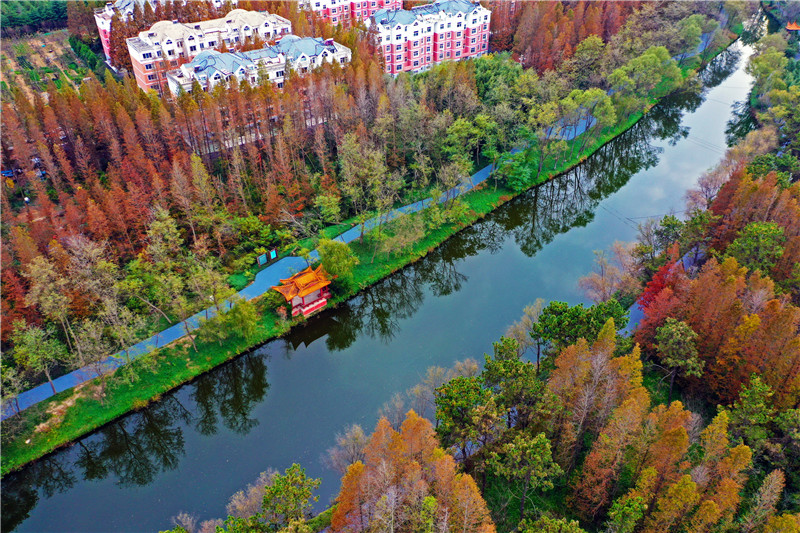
[0,37,738,477]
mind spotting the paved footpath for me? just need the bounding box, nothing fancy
[2,161,497,419]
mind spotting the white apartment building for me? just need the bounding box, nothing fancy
[127,9,291,93]
[166,35,352,94]
[95,0,236,62]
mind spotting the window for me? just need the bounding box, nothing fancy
[386,55,391,61]
[397,65,402,70]
[179,52,185,58]
[439,53,443,59]
[446,42,451,48]
[427,36,431,42]
[171,60,178,66]
[470,47,475,53]
[147,74,156,80]
[396,54,401,60]
[208,41,216,47]
[455,51,461,56]
[471,38,475,43]
[413,50,418,56]
[413,31,418,37]
[413,60,418,66]
[167,49,174,56]
[276,71,284,77]
[190,45,197,52]
[426,46,430,51]
[143,52,152,59]
[456,22,461,27]
[145,63,153,70]
[234,36,239,42]
[456,32,461,37]
[396,44,401,50]
[340,57,346,63]
[200,43,205,48]
[277,82,284,88]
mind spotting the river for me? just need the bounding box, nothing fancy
[1,42,754,533]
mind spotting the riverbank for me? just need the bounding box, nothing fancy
[0,36,740,477]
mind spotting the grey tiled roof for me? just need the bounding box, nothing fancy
[372,0,479,27]
[272,35,339,61]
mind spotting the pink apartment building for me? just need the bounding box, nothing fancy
[94,0,153,62]
[370,0,491,75]
[301,0,402,26]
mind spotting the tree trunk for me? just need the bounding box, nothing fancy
[183,319,198,352]
[669,369,676,404]
[45,368,56,394]
[520,474,530,519]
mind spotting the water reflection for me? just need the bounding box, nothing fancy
[1,43,744,532]
[1,352,269,532]
[287,68,733,352]
[726,98,758,146]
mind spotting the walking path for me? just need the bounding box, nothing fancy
[2,160,499,419]
[3,32,722,418]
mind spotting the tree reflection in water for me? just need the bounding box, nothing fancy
[1,352,269,533]
[0,43,744,532]
[301,77,712,351]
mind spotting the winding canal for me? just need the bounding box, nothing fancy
[2,42,754,532]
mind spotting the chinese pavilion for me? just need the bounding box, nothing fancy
[272,265,333,317]
[787,21,800,32]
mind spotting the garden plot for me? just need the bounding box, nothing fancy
[1,30,93,101]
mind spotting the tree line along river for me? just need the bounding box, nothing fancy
[1,42,755,533]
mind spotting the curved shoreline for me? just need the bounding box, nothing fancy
[1,37,740,478]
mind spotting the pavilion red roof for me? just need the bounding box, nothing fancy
[787,21,800,31]
[272,265,333,302]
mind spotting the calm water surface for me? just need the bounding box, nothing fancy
[2,43,753,532]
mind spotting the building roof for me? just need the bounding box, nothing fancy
[138,8,289,43]
[787,21,800,31]
[272,265,333,301]
[273,35,341,61]
[187,50,254,77]
[372,0,481,28]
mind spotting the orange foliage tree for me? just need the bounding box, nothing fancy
[331,410,495,533]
